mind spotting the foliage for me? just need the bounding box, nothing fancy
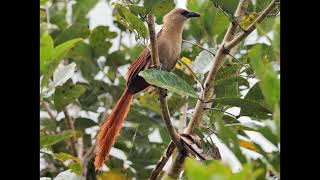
[40,0,280,179]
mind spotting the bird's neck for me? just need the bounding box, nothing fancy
[161,21,184,40]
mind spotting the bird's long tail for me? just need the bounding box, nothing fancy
[94,88,133,171]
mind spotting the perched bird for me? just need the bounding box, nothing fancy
[94,8,200,170]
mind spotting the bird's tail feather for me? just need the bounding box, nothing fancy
[94,88,133,171]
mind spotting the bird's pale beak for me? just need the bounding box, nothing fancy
[185,12,200,18]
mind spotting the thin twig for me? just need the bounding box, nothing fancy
[182,39,216,56]
[41,101,56,120]
[149,141,176,180]
[225,51,255,75]
[204,107,239,119]
[63,108,78,157]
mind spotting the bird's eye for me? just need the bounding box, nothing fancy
[180,10,189,16]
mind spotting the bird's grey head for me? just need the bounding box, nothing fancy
[163,8,200,25]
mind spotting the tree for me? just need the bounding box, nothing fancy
[40,0,280,179]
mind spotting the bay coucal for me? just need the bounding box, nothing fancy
[95,8,200,170]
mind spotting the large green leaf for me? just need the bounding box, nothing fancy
[113,3,148,39]
[41,38,82,87]
[214,97,272,119]
[74,118,98,130]
[54,83,87,111]
[249,44,280,110]
[144,0,175,23]
[214,76,249,98]
[67,41,98,80]
[54,23,89,45]
[40,34,54,73]
[40,130,77,148]
[53,153,83,175]
[139,69,198,98]
[89,26,117,58]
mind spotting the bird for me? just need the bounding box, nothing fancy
[94,8,200,171]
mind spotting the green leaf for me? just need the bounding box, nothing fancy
[144,0,175,23]
[40,34,54,73]
[256,17,274,36]
[214,76,249,98]
[40,10,46,22]
[53,152,83,175]
[74,118,98,130]
[40,118,57,132]
[53,38,83,62]
[215,76,249,87]
[113,3,148,39]
[144,0,174,15]
[137,91,161,114]
[41,38,82,87]
[185,158,232,180]
[215,97,272,119]
[40,130,77,148]
[50,5,68,31]
[54,23,89,45]
[210,0,239,15]
[139,69,198,98]
[72,0,99,23]
[245,82,264,102]
[249,44,280,110]
[54,83,87,111]
[106,50,128,67]
[67,41,98,80]
[273,16,280,52]
[89,26,117,58]
[225,123,259,132]
[40,0,48,5]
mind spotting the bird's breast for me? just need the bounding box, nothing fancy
[158,37,182,71]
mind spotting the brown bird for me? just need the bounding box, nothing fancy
[94,8,200,170]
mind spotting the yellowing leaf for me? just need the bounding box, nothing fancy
[181,56,192,64]
[175,62,182,69]
[97,171,126,180]
[240,12,258,29]
[239,139,257,151]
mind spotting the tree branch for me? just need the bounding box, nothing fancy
[162,0,251,179]
[225,0,279,50]
[146,14,161,67]
[63,108,78,157]
[152,0,279,178]
[149,141,175,180]
[146,14,185,179]
[41,101,56,120]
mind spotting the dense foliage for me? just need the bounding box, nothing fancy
[40,0,280,179]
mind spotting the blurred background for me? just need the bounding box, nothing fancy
[40,0,280,179]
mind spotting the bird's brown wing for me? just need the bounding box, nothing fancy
[126,29,162,94]
[126,48,151,94]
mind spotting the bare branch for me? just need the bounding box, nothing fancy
[63,108,78,157]
[149,141,176,180]
[182,39,216,56]
[41,101,56,120]
[146,14,160,67]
